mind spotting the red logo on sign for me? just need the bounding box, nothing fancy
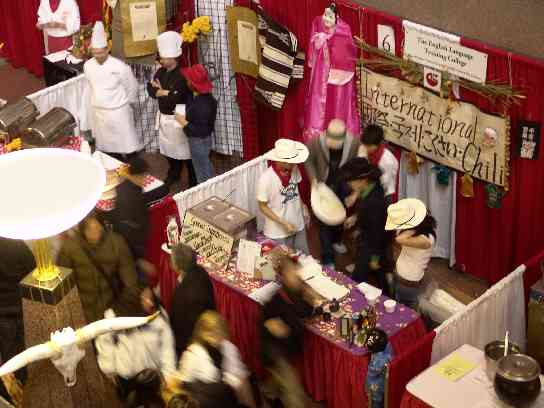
[426,72,438,87]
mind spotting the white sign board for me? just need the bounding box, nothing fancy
[403,21,488,84]
[377,25,395,54]
[181,212,235,269]
[236,239,262,276]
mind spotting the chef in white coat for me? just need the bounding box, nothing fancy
[147,31,196,188]
[84,22,142,160]
[36,0,80,54]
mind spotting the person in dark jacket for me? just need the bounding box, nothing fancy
[57,211,141,322]
[166,243,216,357]
[341,158,389,291]
[148,32,196,189]
[0,237,35,404]
[113,156,150,260]
[175,64,217,184]
[261,255,318,408]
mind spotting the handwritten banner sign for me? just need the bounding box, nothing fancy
[403,21,488,84]
[358,67,510,187]
[181,212,235,269]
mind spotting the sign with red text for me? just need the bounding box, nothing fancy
[358,67,509,187]
[403,21,488,84]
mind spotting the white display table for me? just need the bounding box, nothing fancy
[407,344,544,408]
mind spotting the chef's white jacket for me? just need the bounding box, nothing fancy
[84,56,138,110]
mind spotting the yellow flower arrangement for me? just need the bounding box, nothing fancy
[181,16,212,43]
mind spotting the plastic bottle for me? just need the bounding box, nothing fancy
[166,216,179,248]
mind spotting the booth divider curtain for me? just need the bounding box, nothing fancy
[430,264,526,364]
[173,155,268,228]
[27,74,88,133]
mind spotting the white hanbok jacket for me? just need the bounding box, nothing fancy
[84,56,142,153]
[37,0,80,38]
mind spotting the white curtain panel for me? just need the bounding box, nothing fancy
[431,265,526,364]
[174,155,268,229]
[398,151,456,265]
[27,74,89,135]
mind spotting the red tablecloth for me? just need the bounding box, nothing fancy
[400,392,431,408]
[157,248,427,408]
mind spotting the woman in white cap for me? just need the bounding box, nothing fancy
[257,139,310,253]
[36,0,80,54]
[84,21,142,161]
[385,199,436,310]
[147,31,196,189]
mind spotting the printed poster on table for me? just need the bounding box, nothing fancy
[181,212,235,269]
[358,67,510,188]
[403,21,488,84]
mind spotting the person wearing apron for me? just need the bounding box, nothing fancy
[36,0,80,54]
[84,22,142,160]
[147,31,196,189]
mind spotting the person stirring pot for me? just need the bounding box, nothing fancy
[148,32,196,189]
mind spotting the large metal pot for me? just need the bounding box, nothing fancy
[485,340,521,381]
[0,97,39,142]
[494,354,541,407]
[21,107,76,148]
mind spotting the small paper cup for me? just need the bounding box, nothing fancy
[366,294,380,306]
[384,299,397,313]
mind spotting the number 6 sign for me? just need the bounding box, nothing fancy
[377,25,395,54]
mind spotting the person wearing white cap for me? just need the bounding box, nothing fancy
[36,0,80,54]
[257,139,310,253]
[84,21,142,160]
[385,198,436,310]
[305,118,360,268]
[147,31,196,189]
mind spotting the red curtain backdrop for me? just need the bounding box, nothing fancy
[0,0,102,77]
[454,43,544,284]
[0,0,45,76]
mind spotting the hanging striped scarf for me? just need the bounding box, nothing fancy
[254,9,305,110]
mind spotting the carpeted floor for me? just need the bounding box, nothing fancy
[0,62,45,101]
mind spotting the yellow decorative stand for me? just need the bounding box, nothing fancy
[20,240,121,408]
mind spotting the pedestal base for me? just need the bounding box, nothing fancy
[21,275,121,408]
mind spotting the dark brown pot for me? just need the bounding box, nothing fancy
[494,354,541,407]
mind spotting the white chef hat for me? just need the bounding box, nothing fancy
[91,21,108,49]
[156,31,183,58]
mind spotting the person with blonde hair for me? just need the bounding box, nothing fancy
[176,311,256,408]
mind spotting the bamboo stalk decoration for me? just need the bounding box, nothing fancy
[354,37,526,108]
[32,239,59,281]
